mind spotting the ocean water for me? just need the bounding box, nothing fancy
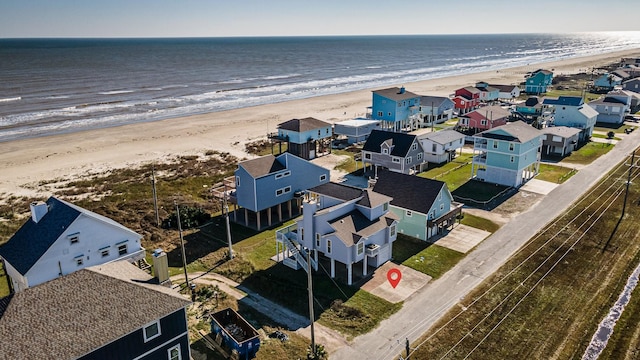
[1,32,639,142]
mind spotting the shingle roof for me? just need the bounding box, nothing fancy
[362,129,417,157]
[373,87,419,101]
[543,96,584,107]
[357,189,392,209]
[0,261,190,359]
[463,105,511,121]
[589,97,627,105]
[0,197,141,276]
[477,121,541,143]
[238,154,286,178]
[524,96,542,107]
[542,126,581,138]
[278,117,330,132]
[373,170,447,214]
[490,84,519,92]
[329,211,391,246]
[417,129,465,145]
[309,182,364,202]
[420,96,450,107]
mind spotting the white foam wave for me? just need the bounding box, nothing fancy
[0,96,21,103]
[99,90,135,95]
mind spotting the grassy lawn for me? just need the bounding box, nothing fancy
[452,179,511,203]
[0,264,9,298]
[459,213,500,233]
[595,124,634,134]
[393,234,465,279]
[591,132,621,140]
[545,89,600,102]
[331,148,361,173]
[418,154,473,191]
[536,163,577,184]
[561,142,614,165]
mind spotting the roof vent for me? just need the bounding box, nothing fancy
[399,86,405,94]
[30,202,48,223]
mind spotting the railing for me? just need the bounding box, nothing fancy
[473,155,487,164]
[275,224,317,271]
[366,244,380,257]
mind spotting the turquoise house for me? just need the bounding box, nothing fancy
[471,121,542,188]
[370,87,421,132]
[593,73,623,92]
[273,117,332,160]
[372,170,462,241]
[525,69,553,94]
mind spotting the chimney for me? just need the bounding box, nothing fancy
[399,86,405,94]
[30,202,48,223]
[152,248,170,284]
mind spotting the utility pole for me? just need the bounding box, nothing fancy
[223,182,234,260]
[405,338,410,359]
[602,150,635,252]
[175,201,190,290]
[431,101,435,132]
[151,167,160,227]
[307,250,316,357]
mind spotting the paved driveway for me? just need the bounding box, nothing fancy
[435,224,491,253]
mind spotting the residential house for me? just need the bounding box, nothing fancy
[475,82,500,103]
[471,121,542,188]
[490,84,521,101]
[541,126,581,156]
[609,89,640,112]
[369,87,421,132]
[513,96,550,123]
[457,105,510,133]
[452,86,481,115]
[361,129,425,175]
[588,96,629,124]
[416,129,466,164]
[231,153,330,230]
[544,96,597,142]
[593,72,623,92]
[371,170,463,241]
[276,182,398,285]
[0,260,191,360]
[0,197,145,293]
[622,78,640,94]
[333,118,381,144]
[525,69,553,94]
[270,117,332,160]
[419,95,455,126]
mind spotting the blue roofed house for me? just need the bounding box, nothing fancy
[0,260,191,360]
[372,170,463,241]
[416,129,466,164]
[369,87,421,132]
[544,96,597,142]
[525,69,553,94]
[471,121,543,188]
[0,197,145,293]
[270,117,333,160]
[361,129,426,175]
[275,182,398,285]
[231,153,330,230]
[419,95,456,127]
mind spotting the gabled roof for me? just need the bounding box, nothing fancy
[0,197,141,276]
[0,261,190,359]
[462,86,482,94]
[308,182,391,209]
[524,96,542,107]
[362,129,417,157]
[579,105,599,118]
[543,96,584,107]
[357,188,392,209]
[278,117,330,132]
[238,154,287,178]
[329,211,393,247]
[612,69,630,79]
[373,170,447,214]
[531,69,553,76]
[418,129,466,145]
[420,95,452,107]
[477,121,541,143]
[542,126,581,138]
[490,84,519,92]
[462,105,511,121]
[589,97,627,105]
[373,87,419,101]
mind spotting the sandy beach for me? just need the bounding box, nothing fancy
[1,48,639,198]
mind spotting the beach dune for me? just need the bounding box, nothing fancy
[1,48,639,198]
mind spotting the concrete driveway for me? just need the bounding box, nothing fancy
[434,224,491,253]
[360,261,431,304]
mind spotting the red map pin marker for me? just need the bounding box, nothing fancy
[387,268,402,289]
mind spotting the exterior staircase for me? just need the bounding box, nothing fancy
[276,224,317,272]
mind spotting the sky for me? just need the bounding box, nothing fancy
[1,0,639,38]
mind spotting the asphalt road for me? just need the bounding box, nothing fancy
[331,128,640,360]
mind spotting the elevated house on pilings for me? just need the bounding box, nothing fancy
[228,153,330,231]
[268,117,333,160]
[367,86,421,132]
[276,182,398,286]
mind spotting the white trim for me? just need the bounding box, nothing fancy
[143,320,161,342]
[132,331,189,360]
[168,344,182,360]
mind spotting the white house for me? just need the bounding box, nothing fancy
[544,96,598,142]
[0,197,145,292]
[416,129,466,164]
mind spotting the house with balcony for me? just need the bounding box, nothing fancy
[231,153,330,230]
[0,260,191,360]
[369,86,421,132]
[457,105,510,134]
[416,129,466,164]
[541,126,581,157]
[452,86,481,115]
[588,95,630,125]
[371,169,462,241]
[525,69,553,94]
[543,96,597,142]
[361,129,426,175]
[471,121,543,188]
[0,197,145,293]
[269,117,332,160]
[275,182,398,285]
[333,118,381,144]
[419,95,455,126]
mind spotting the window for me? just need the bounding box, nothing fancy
[383,202,388,211]
[357,242,364,255]
[412,143,418,151]
[143,320,161,342]
[392,157,401,163]
[75,256,83,266]
[493,141,498,149]
[481,119,487,126]
[390,225,396,237]
[320,174,327,182]
[68,233,80,244]
[318,130,321,136]
[388,112,392,116]
[327,240,332,254]
[382,148,389,155]
[301,228,304,240]
[417,153,423,161]
[406,210,412,217]
[101,248,110,257]
[364,153,371,160]
[510,156,515,163]
[316,233,320,248]
[432,144,437,152]
[406,157,412,164]
[236,176,240,187]
[168,345,181,360]
[440,204,445,210]
[284,186,291,194]
[377,111,383,117]
[118,243,128,256]
[509,143,514,151]
[276,189,284,196]
[275,171,291,179]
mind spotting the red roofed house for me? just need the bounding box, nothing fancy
[457,105,510,133]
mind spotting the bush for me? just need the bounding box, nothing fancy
[162,205,210,229]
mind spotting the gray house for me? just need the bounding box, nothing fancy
[622,78,640,94]
[541,126,581,156]
[588,96,629,124]
[416,129,466,164]
[418,96,455,126]
[361,129,425,175]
